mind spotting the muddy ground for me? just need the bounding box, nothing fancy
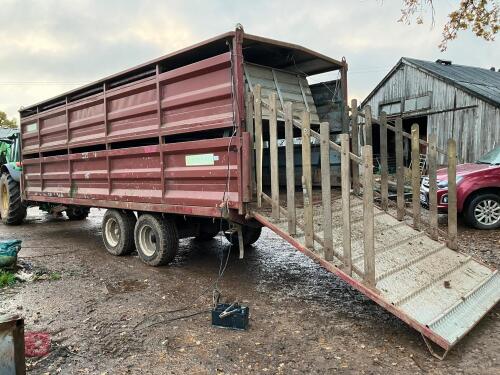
[0,208,499,374]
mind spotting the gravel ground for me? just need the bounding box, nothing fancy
[0,207,498,374]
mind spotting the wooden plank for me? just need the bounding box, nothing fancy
[395,117,405,221]
[320,122,333,261]
[245,91,255,195]
[362,145,375,287]
[340,133,352,275]
[380,111,389,211]
[254,85,263,208]
[284,101,296,235]
[302,111,313,249]
[411,124,421,231]
[428,133,438,240]
[447,138,458,250]
[351,99,360,195]
[364,105,373,146]
[269,93,280,219]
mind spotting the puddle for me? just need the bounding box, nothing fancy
[104,279,148,294]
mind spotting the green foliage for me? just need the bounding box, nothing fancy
[0,110,17,128]
[399,0,499,50]
[0,270,16,287]
[49,272,62,281]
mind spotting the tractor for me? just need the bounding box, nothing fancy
[0,129,26,225]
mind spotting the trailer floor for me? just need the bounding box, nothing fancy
[0,208,499,374]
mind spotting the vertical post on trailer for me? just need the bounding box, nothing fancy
[395,117,405,221]
[363,145,376,287]
[351,99,360,195]
[447,139,458,250]
[428,133,439,240]
[245,91,255,196]
[269,93,280,219]
[254,85,263,208]
[380,112,389,211]
[411,124,421,230]
[340,134,352,275]
[320,122,333,261]
[284,102,296,235]
[302,111,313,249]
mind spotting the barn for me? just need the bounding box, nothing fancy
[362,58,500,163]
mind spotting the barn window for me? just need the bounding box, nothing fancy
[379,101,402,115]
[404,94,431,112]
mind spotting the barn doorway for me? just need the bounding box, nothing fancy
[403,116,428,166]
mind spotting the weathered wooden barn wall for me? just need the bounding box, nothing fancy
[363,61,500,163]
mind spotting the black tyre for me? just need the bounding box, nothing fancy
[224,225,262,247]
[195,221,220,241]
[134,214,178,266]
[66,206,90,221]
[465,193,500,230]
[102,209,136,256]
[0,173,27,225]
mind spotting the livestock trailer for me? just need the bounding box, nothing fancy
[13,26,347,265]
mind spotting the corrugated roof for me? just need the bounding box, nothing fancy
[0,127,18,139]
[362,57,500,108]
[404,58,500,107]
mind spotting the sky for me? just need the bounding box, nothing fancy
[1,0,498,121]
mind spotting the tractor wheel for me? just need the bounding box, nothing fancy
[66,206,90,221]
[0,173,27,225]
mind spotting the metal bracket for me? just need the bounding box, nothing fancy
[422,334,450,360]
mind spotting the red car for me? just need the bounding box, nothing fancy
[420,146,500,229]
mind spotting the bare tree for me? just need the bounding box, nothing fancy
[399,0,499,51]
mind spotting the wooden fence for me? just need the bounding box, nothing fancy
[247,84,458,288]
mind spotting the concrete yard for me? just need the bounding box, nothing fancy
[1,208,499,374]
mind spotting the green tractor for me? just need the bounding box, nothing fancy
[0,129,26,225]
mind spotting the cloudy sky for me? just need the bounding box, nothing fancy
[1,0,498,120]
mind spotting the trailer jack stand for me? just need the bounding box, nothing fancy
[422,334,450,360]
[225,223,245,259]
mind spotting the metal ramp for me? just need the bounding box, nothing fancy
[251,193,500,357]
[245,87,500,358]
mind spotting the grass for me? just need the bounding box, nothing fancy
[0,270,16,288]
[49,272,62,281]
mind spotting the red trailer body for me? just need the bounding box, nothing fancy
[19,27,346,221]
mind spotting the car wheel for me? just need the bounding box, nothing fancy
[465,193,500,230]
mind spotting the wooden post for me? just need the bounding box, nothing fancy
[428,133,438,240]
[351,99,360,195]
[269,93,280,219]
[447,138,458,250]
[395,117,405,221]
[340,134,352,275]
[320,122,333,261]
[254,85,263,208]
[245,91,255,195]
[284,102,296,235]
[380,111,389,211]
[302,111,314,249]
[363,145,375,287]
[364,105,373,147]
[411,124,421,231]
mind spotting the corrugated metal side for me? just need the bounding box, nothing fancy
[364,63,500,162]
[20,52,242,216]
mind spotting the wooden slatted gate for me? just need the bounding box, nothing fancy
[245,84,500,358]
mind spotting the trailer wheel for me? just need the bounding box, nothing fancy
[66,206,90,221]
[0,173,27,225]
[134,214,178,266]
[102,209,136,256]
[224,225,262,247]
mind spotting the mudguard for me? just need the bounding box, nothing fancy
[1,164,21,183]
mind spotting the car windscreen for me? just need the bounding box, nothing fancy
[477,146,500,165]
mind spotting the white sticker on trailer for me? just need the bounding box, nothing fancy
[185,153,217,166]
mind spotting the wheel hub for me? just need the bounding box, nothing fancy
[1,184,8,213]
[474,199,500,226]
[105,218,120,247]
[138,225,157,257]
